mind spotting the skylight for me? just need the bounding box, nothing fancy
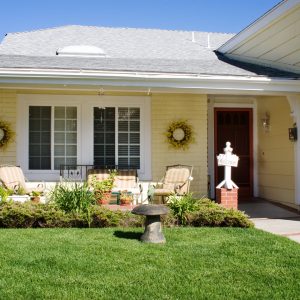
[56,45,106,57]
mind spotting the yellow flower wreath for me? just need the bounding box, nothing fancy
[166,120,195,150]
[0,120,15,150]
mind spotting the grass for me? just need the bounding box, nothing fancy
[0,227,299,300]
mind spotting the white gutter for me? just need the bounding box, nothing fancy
[0,68,299,93]
[218,0,300,53]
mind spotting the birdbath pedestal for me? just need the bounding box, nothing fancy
[132,204,169,243]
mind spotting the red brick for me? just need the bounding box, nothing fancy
[216,188,238,209]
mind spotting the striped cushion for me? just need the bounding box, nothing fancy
[163,167,190,194]
[153,188,174,196]
[114,170,137,190]
[0,166,27,191]
[163,166,191,195]
[164,168,190,184]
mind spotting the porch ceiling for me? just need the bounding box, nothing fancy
[219,0,300,74]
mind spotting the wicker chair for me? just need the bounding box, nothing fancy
[149,164,193,203]
[0,165,45,193]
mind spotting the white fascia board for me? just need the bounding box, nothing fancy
[0,68,299,93]
[218,0,300,53]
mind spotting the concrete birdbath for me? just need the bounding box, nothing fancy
[132,204,169,244]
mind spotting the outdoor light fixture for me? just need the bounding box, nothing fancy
[261,112,270,132]
[289,123,297,141]
[98,88,104,96]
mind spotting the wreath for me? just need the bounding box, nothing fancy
[166,120,195,150]
[0,120,15,150]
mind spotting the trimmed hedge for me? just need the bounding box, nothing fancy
[0,198,253,229]
[186,199,254,228]
[0,202,143,228]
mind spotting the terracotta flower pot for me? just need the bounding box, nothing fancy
[31,196,40,203]
[120,198,132,206]
[97,191,112,205]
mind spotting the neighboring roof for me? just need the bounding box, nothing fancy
[218,0,300,74]
[0,25,299,78]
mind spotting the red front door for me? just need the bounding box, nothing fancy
[214,108,253,198]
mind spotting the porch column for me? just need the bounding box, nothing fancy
[287,95,300,206]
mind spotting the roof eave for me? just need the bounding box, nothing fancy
[0,68,299,94]
[218,0,300,53]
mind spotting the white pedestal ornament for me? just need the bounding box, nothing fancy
[216,142,239,209]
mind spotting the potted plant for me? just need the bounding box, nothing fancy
[91,171,116,205]
[119,190,133,206]
[7,186,30,203]
[30,190,42,203]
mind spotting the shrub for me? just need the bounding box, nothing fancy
[0,201,36,228]
[161,212,178,227]
[167,193,199,225]
[0,202,72,228]
[0,185,9,202]
[90,206,143,228]
[0,198,253,229]
[167,196,253,228]
[186,200,254,228]
[0,185,14,203]
[50,182,95,213]
[0,202,143,229]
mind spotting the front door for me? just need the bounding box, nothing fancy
[214,108,253,198]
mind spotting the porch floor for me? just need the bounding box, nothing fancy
[239,198,300,243]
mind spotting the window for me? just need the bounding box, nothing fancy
[29,106,51,170]
[118,107,140,168]
[94,107,140,168]
[94,107,115,166]
[29,106,77,170]
[19,95,151,180]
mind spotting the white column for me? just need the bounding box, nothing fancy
[287,95,300,205]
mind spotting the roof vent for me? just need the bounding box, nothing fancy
[56,45,106,57]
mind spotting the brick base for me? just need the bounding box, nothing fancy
[216,188,238,209]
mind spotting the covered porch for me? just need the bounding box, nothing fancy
[1,82,299,210]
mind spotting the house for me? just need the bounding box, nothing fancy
[0,0,300,209]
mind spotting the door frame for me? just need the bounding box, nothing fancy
[214,107,254,197]
[207,99,258,199]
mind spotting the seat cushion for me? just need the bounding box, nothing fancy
[114,170,137,189]
[153,188,174,196]
[0,166,27,191]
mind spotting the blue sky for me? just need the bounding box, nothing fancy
[0,0,280,41]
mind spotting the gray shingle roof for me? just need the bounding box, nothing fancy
[1,54,299,78]
[0,25,299,78]
[0,25,232,59]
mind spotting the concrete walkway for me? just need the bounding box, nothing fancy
[239,198,300,243]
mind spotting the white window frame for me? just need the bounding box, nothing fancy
[17,94,151,181]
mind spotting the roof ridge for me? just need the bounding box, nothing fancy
[5,24,235,36]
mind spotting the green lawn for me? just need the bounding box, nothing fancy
[0,228,299,300]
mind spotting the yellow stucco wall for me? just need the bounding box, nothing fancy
[257,96,296,208]
[0,90,17,165]
[151,93,208,196]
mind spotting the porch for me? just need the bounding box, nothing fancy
[1,90,300,210]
